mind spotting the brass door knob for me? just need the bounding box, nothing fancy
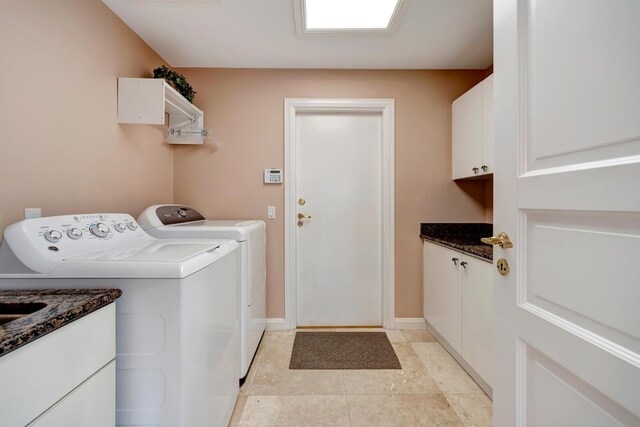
[481,232,513,248]
[297,213,311,220]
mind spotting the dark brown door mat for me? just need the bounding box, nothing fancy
[289,332,402,370]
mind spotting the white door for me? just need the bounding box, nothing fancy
[494,1,640,426]
[295,111,383,326]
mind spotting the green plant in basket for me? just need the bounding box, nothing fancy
[153,65,197,103]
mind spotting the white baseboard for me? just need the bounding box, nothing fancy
[265,318,425,330]
[264,318,288,330]
[394,318,427,330]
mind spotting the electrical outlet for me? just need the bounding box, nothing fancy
[24,208,41,219]
[267,206,276,219]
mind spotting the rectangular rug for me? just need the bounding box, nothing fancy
[289,332,402,370]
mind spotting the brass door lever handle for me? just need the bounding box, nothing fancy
[297,213,311,220]
[481,232,513,248]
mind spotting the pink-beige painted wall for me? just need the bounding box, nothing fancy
[0,0,171,234]
[171,68,489,319]
[485,180,494,223]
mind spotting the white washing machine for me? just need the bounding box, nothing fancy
[138,205,266,379]
[0,213,240,427]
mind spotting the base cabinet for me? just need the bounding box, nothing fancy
[423,242,463,354]
[423,241,493,390]
[0,305,116,426]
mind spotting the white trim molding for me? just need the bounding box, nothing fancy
[264,318,288,331]
[394,318,427,330]
[284,98,396,330]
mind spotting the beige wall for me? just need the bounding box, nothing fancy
[0,0,171,233]
[485,180,494,223]
[172,69,489,318]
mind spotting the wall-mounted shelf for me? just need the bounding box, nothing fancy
[117,77,206,145]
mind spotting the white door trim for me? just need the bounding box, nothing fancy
[284,98,395,330]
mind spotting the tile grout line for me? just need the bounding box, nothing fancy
[344,390,354,427]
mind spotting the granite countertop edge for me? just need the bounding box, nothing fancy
[420,235,493,262]
[0,289,122,357]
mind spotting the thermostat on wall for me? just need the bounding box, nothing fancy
[264,169,283,184]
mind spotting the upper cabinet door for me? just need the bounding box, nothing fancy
[452,83,483,180]
[481,75,494,174]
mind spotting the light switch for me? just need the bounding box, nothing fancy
[267,206,276,219]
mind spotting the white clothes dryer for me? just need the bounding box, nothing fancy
[138,205,266,379]
[0,213,240,427]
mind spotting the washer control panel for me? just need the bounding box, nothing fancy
[7,213,148,256]
[1,213,154,274]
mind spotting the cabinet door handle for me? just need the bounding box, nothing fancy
[481,165,488,172]
[472,167,479,174]
[451,257,459,266]
[460,261,468,268]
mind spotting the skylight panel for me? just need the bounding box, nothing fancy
[304,0,401,31]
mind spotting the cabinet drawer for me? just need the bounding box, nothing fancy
[0,304,116,426]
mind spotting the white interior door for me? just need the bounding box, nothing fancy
[494,1,640,425]
[295,111,383,326]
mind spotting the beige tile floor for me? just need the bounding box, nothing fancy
[229,329,492,427]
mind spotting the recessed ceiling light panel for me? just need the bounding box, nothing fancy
[294,0,410,34]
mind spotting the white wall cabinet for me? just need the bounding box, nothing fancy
[452,75,494,179]
[423,241,493,392]
[117,77,206,145]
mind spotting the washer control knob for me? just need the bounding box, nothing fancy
[66,228,83,240]
[44,230,63,243]
[127,222,138,231]
[115,223,127,233]
[90,223,110,238]
[177,208,188,218]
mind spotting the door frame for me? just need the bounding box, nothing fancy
[284,98,395,329]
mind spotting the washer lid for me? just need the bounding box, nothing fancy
[65,241,219,262]
[20,239,240,279]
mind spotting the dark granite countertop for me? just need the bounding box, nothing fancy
[0,289,122,357]
[420,223,493,262]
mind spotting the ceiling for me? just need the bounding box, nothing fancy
[102,0,493,69]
